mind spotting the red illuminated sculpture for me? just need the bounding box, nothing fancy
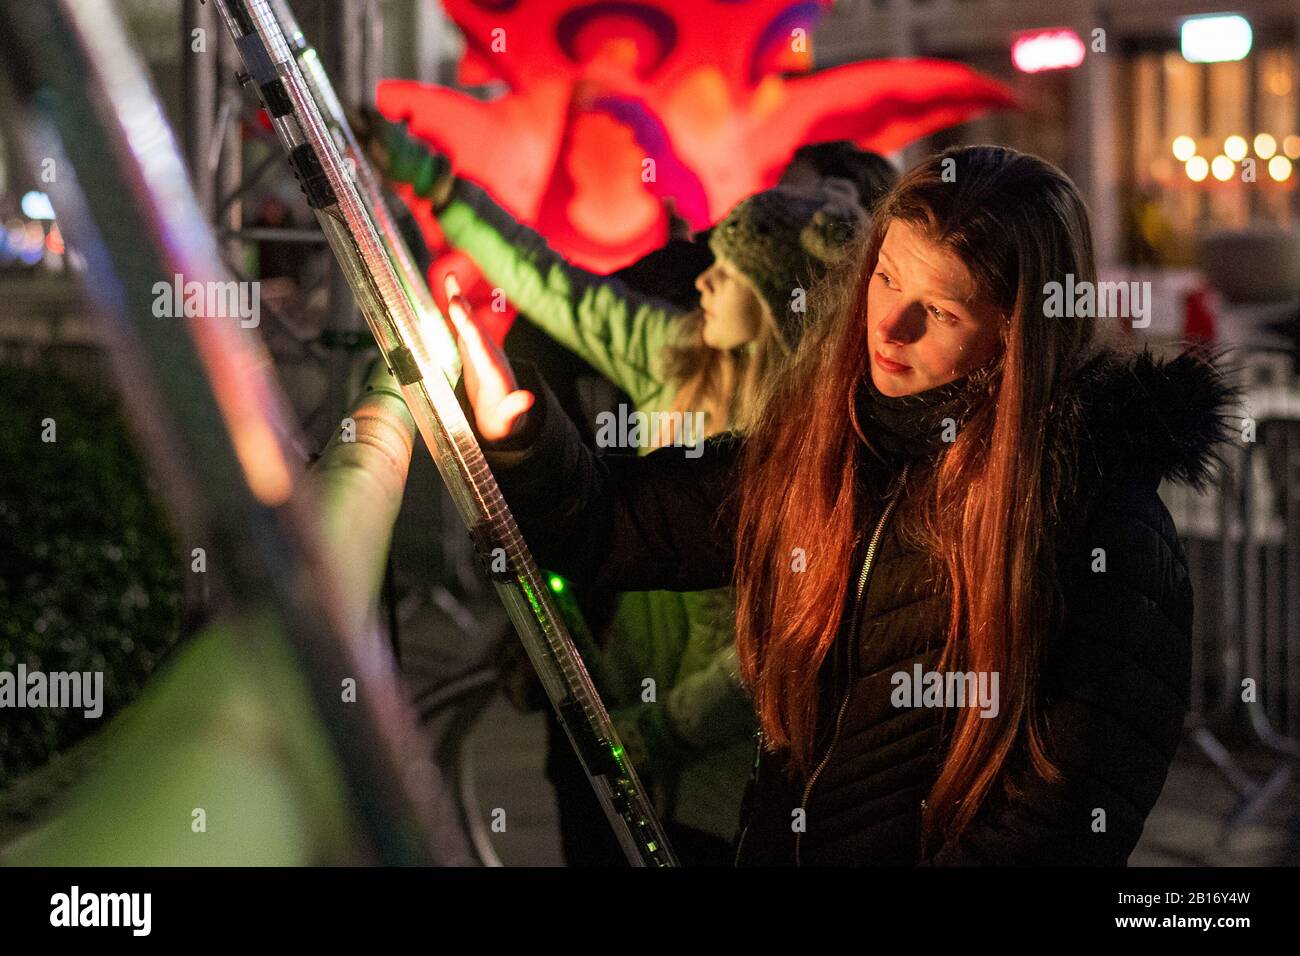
[377,0,1016,328]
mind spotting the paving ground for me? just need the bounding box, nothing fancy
[465,698,563,867]
[1130,739,1299,867]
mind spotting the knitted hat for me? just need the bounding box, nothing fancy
[708,178,867,352]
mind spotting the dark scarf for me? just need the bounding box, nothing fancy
[856,366,989,466]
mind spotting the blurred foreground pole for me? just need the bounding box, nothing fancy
[309,361,416,641]
[0,0,468,864]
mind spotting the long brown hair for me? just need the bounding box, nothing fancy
[733,145,1099,844]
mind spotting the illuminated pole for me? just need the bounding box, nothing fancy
[213,0,678,866]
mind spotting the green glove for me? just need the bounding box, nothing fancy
[353,106,456,210]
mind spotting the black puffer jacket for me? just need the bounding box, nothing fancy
[475,345,1238,865]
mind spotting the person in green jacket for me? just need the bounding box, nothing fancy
[369,119,873,862]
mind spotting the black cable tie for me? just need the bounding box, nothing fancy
[287,143,336,209]
[235,32,276,85]
[467,519,513,583]
[387,345,422,385]
[260,78,293,118]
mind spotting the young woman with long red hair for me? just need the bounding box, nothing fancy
[451,145,1239,865]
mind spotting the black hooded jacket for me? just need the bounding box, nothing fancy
[472,344,1239,865]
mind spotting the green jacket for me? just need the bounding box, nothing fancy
[439,178,757,841]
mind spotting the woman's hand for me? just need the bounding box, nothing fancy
[444,275,535,442]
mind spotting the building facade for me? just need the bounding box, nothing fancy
[817,0,1300,269]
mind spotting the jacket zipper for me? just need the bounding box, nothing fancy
[793,461,910,866]
[732,726,763,865]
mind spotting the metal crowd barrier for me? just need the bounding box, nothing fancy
[1163,347,1300,837]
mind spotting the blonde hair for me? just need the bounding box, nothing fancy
[659,302,792,442]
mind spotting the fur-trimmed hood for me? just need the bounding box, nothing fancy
[1049,343,1243,505]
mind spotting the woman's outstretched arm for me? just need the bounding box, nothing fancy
[447,286,739,592]
[439,178,687,408]
[363,113,686,403]
[468,362,740,592]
